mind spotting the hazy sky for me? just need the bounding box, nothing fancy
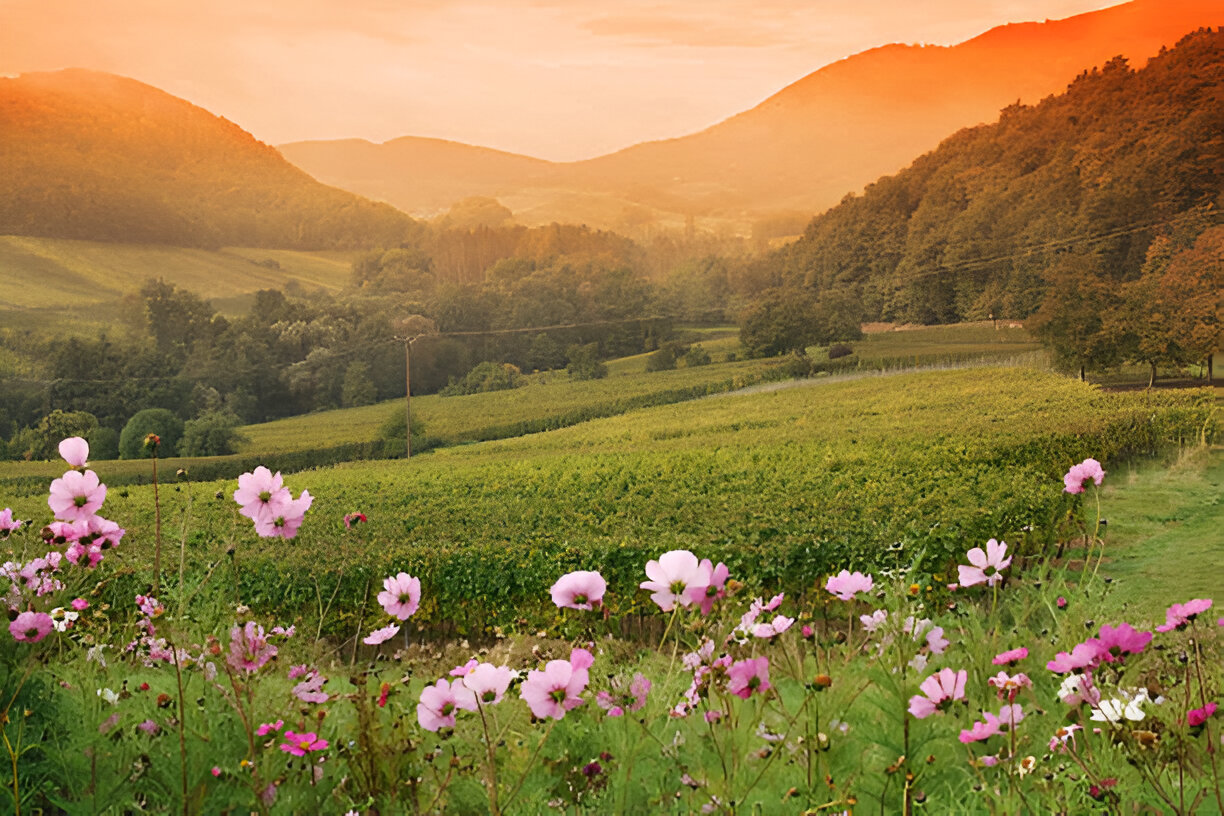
[1,0,1123,160]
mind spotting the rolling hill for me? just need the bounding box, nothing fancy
[279,0,1223,231]
[0,70,422,249]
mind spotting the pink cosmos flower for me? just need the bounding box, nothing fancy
[293,670,329,704]
[461,663,514,705]
[417,678,477,731]
[58,437,89,468]
[1095,623,1152,660]
[1057,596,1067,608]
[520,648,594,719]
[211,766,221,777]
[450,658,478,677]
[1046,641,1105,674]
[824,570,873,601]
[1156,599,1214,632]
[256,720,283,736]
[596,672,651,716]
[957,539,1011,587]
[997,703,1024,728]
[686,559,730,615]
[279,730,328,756]
[343,512,367,529]
[993,647,1028,666]
[71,598,89,611]
[860,609,888,632]
[138,719,160,735]
[925,625,950,655]
[752,615,794,639]
[908,668,968,718]
[1064,458,1105,494]
[253,490,313,539]
[287,664,311,680]
[959,712,1001,744]
[233,467,290,524]
[227,622,277,674]
[0,509,21,534]
[726,657,771,700]
[363,624,400,645]
[988,671,1032,700]
[9,611,53,643]
[87,515,125,549]
[1188,703,1218,727]
[48,470,107,522]
[640,550,707,611]
[550,570,607,610]
[377,572,421,620]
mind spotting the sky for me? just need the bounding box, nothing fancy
[0,0,1124,161]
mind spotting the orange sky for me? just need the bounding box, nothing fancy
[0,0,1124,160]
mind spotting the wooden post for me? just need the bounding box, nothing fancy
[404,338,412,458]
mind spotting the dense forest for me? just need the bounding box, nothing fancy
[762,28,1223,325]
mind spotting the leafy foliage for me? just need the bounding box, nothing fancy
[119,408,183,459]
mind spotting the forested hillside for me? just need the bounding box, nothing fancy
[0,70,422,249]
[766,28,1223,325]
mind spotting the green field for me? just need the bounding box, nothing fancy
[8,367,1210,633]
[0,235,355,333]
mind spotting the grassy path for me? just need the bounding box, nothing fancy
[1098,446,1224,617]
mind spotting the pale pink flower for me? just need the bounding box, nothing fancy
[997,703,1024,728]
[726,657,771,699]
[859,609,888,632]
[958,539,1011,587]
[640,550,706,611]
[1064,458,1105,494]
[417,678,477,731]
[256,720,283,736]
[686,560,730,615]
[233,467,290,524]
[752,615,794,639]
[461,663,514,705]
[908,668,968,718]
[48,470,106,522]
[287,663,311,680]
[279,730,328,756]
[763,592,785,611]
[988,671,1032,700]
[58,437,89,468]
[227,622,277,673]
[1095,623,1152,660]
[293,670,329,704]
[520,648,593,720]
[1156,599,1214,632]
[377,572,421,620]
[253,490,312,539]
[363,624,400,645]
[449,658,478,677]
[959,712,1001,744]
[1046,641,1105,674]
[992,647,1028,666]
[550,570,607,610]
[925,625,949,654]
[9,611,53,642]
[596,672,651,716]
[137,719,160,735]
[824,570,873,601]
[0,509,21,534]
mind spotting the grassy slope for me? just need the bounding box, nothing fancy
[1094,446,1224,616]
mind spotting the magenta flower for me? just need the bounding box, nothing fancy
[211,766,221,777]
[58,437,90,468]
[343,512,367,529]
[992,647,1028,666]
[686,559,730,615]
[138,719,160,735]
[641,550,706,611]
[726,657,771,700]
[48,470,107,522]
[363,624,400,645]
[1046,641,1105,674]
[596,672,651,716]
[1095,623,1152,660]
[227,622,277,674]
[417,678,477,731]
[71,598,89,611]
[256,720,283,736]
[293,670,329,704]
[520,648,594,720]
[824,570,873,601]
[0,508,21,534]
[957,539,1011,587]
[233,467,290,524]
[279,730,328,756]
[1064,458,1105,494]
[959,711,1001,744]
[908,668,968,719]
[9,611,53,643]
[550,570,607,610]
[461,663,514,705]
[1156,599,1214,632]
[253,490,313,539]
[377,572,421,620]
[1188,702,1218,727]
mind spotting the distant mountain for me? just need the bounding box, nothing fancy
[280,0,1223,230]
[764,28,1224,325]
[0,70,422,249]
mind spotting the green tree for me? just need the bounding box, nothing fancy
[180,410,246,457]
[526,333,566,372]
[341,362,378,408]
[87,426,120,461]
[739,288,821,357]
[119,408,184,459]
[684,345,712,367]
[30,409,98,460]
[566,343,607,381]
[1028,255,1123,380]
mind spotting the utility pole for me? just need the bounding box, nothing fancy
[393,315,438,460]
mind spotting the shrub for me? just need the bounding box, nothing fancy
[781,351,813,379]
[31,410,98,460]
[440,361,524,396]
[828,343,854,360]
[566,344,607,381]
[118,408,183,458]
[87,426,120,461]
[684,345,712,367]
[180,410,247,457]
[645,344,681,372]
